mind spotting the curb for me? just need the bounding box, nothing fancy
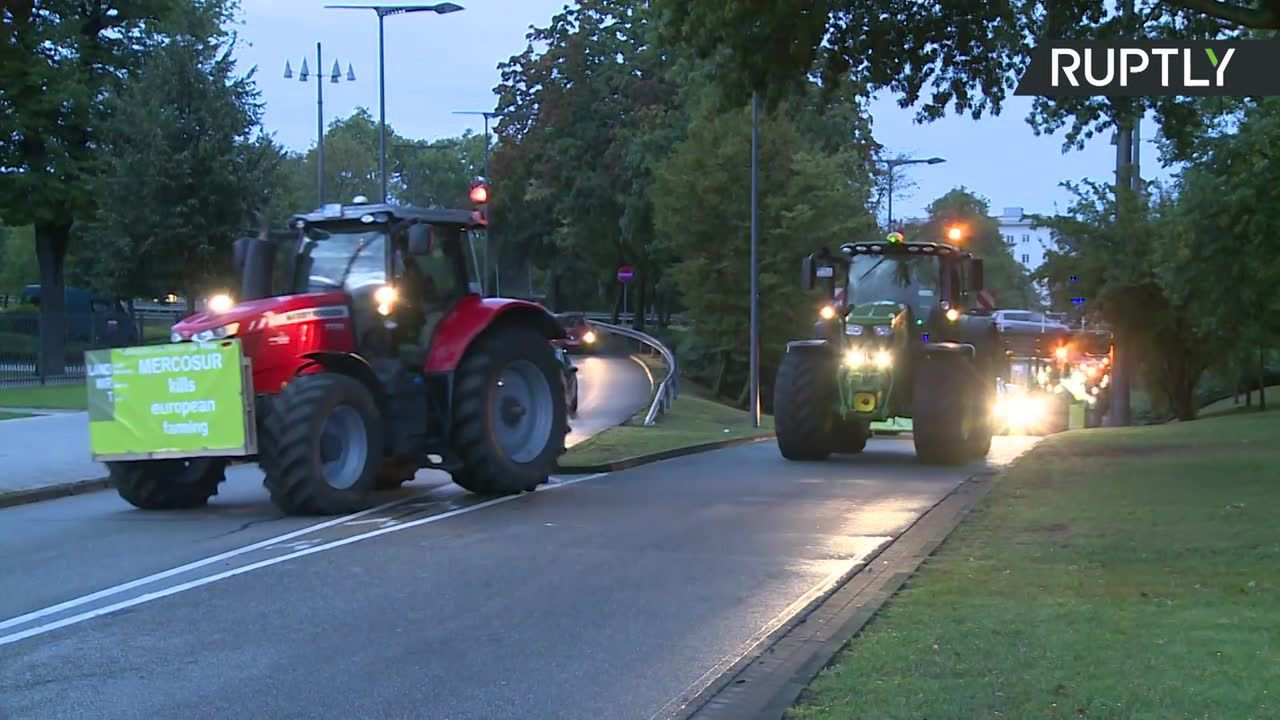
[0,477,113,510]
[556,434,774,474]
[672,469,1000,720]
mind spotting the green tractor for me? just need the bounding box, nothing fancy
[774,231,1004,465]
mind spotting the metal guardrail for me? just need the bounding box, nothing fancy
[589,320,679,426]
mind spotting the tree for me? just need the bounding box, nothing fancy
[1164,97,1280,407]
[1,0,178,373]
[1037,181,1218,420]
[0,226,39,296]
[82,0,268,306]
[916,189,1040,310]
[655,1,1262,159]
[493,0,682,317]
[653,101,874,403]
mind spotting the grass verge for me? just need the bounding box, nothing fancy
[0,410,35,421]
[789,409,1280,720]
[560,393,774,467]
[1200,385,1278,417]
[0,383,86,410]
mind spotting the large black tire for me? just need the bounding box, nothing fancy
[450,326,567,495]
[832,415,870,454]
[109,458,227,510]
[261,373,384,515]
[912,353,982,465]
[773,349,835,461]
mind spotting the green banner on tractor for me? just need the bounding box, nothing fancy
[86,340,255,461]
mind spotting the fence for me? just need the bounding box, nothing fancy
[0,309,186,386]
[590,320,679,426]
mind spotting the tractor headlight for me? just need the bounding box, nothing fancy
[873,325,892,337]
[819,305,837,320]
[192,322,239,342]
[206,293,234,314]
[846,324,865,336]
[374,284,397,316]
[170,331,183,343]
[844,350,870,367]
[874,350,893,368]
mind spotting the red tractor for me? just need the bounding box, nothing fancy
[107,198,569,515]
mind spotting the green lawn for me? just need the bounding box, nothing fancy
[1200,385,1278,418]
[560,393,774,466]
[0,383,86,410]
[790,410,1280,720]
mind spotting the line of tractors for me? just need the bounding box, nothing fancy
[773,230,1113,466]
[102,194,1109,516]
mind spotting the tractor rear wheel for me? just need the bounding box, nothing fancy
[774,349,835,461]
[450,326,566,495]
[912,353,982,465]
[109,458,227,510]
[262,373,383,515]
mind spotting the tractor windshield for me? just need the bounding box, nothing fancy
[294,225,389,294]
[847,253,941,319]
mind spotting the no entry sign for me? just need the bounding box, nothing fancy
[617,265,635,283]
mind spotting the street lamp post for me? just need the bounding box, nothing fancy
[327,2,465,203]
[883,156,946,230]
[749,91,761,427]
[455,110,497,296]
[284,44,355,205]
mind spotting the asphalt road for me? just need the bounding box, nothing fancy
[0,434,1037,720]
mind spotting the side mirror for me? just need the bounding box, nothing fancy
[408,224,433,256]
[968,258,985,292]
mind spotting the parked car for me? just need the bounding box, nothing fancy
[555,312,597,353]
[992,309,1069,334]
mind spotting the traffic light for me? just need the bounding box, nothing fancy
[469,180,489,206]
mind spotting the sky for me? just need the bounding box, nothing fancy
[234,0,1169,220]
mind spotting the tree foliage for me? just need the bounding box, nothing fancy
[654,102,875,402]
[1,0,180,372]
[83,0,269,303]
[916,188,1040,310]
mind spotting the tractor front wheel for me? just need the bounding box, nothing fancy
[831,415,870,454]
[774,349,835,461]
[262,373,383,515]
[109,458,227,510]
[912,353,982,466]
[450,326,567,495]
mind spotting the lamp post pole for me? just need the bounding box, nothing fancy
[749,91,761,427]
[455,110,498,296]
[284,44,355,205]
[327,3,466,203]
[883,155,946,231]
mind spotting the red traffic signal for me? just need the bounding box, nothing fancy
[469,181,489,205]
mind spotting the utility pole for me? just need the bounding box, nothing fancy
[455,110,497,296]
[1107,0,1138,426]
[749,91,761,427]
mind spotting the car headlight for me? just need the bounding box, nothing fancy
[846,324,865,336]
[582,330,597,344]
[873,325,892,337]
[192,322,239,342]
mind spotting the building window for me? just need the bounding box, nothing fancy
[1021,253,1030,264]
[1022,234,1030,243]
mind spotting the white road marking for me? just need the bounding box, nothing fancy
[0,497,411,632]
[0,473,607,647]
